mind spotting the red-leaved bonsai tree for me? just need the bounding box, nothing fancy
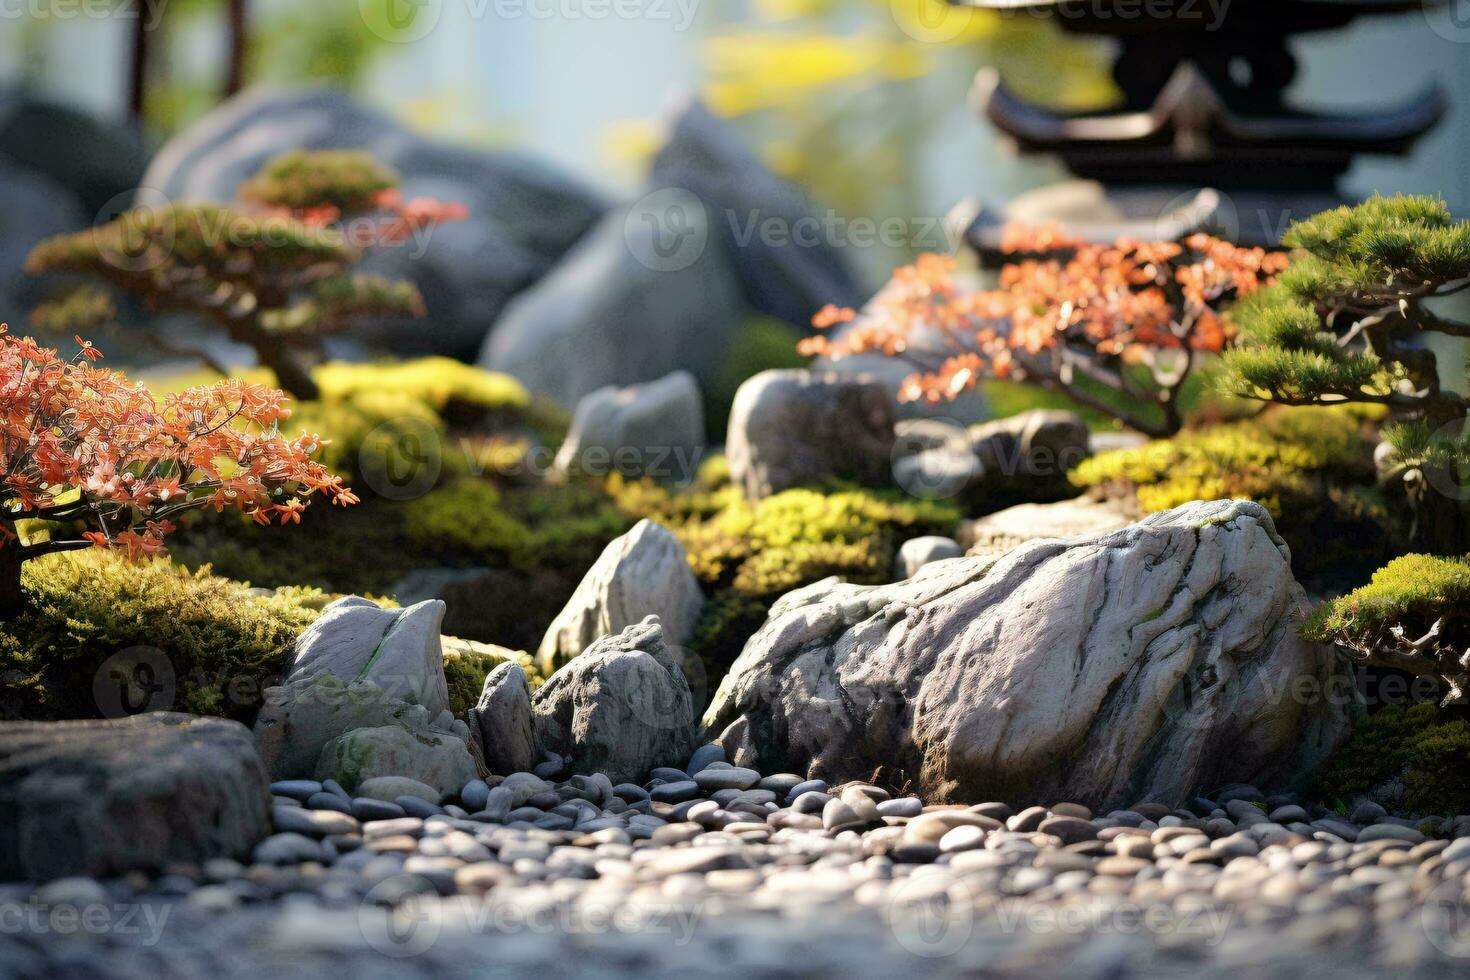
[26,149,467,401]
[0,326,357,614]
[801,228,1287,437]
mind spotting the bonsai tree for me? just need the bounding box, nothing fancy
[1219,195,1470,550]
[802,229,1286,437]
[26,149,467,401]
[0,326,357,615]
[1303,554,1470,705]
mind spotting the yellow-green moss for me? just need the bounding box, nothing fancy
[1316,702,1470,817]
[1304,554,1470,645]
[0,551,321,722]
[154,358,541,478]
[1070,406,1390,569]
[616,479,961,681]
[441,638,541,717]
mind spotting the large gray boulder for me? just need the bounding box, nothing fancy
[553,370,705,484]
[532,617,698,785]
[0,714,270,880]
[468,661,538,776]
[139,88,605,357]
[288,596,450,714]
[0,92,150,216]
[704,499,1355,810]
[479,201,745,408]
[648,97,863,331]
[726,369,895,499]
[536,519,704,675]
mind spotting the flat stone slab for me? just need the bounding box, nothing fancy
[0,713,270,880]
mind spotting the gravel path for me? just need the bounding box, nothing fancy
[4,751,1470,979]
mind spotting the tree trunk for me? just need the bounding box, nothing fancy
[260,347,320,402]
[222,0,248,98]
[0,548,23,618]
[127,6,153,122]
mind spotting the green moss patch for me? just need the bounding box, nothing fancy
[1071,406,1391,570]
[0,551,321,722]
[1316,702,1470,817]
[617,468,961,683]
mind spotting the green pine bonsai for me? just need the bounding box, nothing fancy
[25,149,466,400]
[1302,554,1470,705]
[1219,195,1470,551]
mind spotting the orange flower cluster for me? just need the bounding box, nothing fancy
[1,325,355,566]
[299,187,471,247]
[801,226,1286,436]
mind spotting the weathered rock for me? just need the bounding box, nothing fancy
[139,88,605,357]
[704,499,1354,810]
[0,714,270,879]
[553,370,704,484]
[960,498,1137,558]
[253,676,451,781]
[0,92,152,215]
[648,97,863,331]
[892,410,1090,509]
[468,662,537,776]
[726,369,895,499]
[532,616,698,785]
[894,536,963,579]
[288,596,450,714]
[969,410,1091,503]
[315,724,477,799]
[480,201,744,408]
[0,160,86,320]
[536,520,704,674]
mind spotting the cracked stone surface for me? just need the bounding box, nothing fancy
[704,499,1355,810]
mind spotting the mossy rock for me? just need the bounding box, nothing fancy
[0,552,321,722]
[1316,702,1470,817]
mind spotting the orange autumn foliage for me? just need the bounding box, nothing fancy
[1,325,355,608]
[801,226,1287,436]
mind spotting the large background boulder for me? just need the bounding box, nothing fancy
[536,520,704,675]
[532,617,698,785]
[0,714,270,880]
[479,201,744,408]
[139,88,606,358]
[704,499,1354,810]
[726,369,895,499]
[648,97,864,332]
